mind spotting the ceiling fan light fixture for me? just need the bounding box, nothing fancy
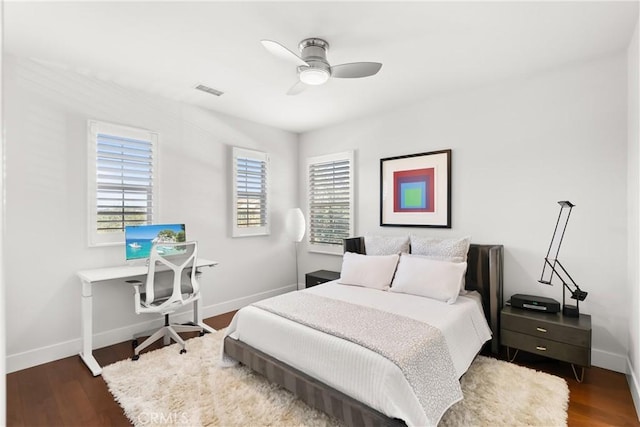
[261,37,381,95]
[299,67,330,85]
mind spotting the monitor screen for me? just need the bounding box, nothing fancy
[125,223,187,261]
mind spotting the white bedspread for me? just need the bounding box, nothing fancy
[223,281,492,426]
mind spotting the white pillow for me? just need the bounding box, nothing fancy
[410,235,471,260]
[390,254,467,304]
[406,253,467,294]
[364,235,410,255]
[339,252,400,290]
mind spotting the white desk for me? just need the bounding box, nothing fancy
[77,258,218,376]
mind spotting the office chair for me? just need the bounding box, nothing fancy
[128,241,203,360]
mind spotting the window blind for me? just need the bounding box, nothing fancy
[232,147,269,237]
[235,156,267,228]
[95,133,154,233]
[308,156,352,246]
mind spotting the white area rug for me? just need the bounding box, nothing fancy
[102,330,569,426]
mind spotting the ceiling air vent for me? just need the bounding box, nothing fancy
[195,84,224,96]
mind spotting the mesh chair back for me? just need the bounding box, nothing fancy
[143,241,200,310]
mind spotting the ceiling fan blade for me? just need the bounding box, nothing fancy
[261,40,308,67]
[286,80,307,96]
[330,62,382,79]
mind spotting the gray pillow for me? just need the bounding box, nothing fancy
[364,235,410,255]
[409,235,471,260]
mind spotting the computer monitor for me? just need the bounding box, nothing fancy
[124,223,187,262]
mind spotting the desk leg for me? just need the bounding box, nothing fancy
[194,298,216,334]
[79,279,102,376]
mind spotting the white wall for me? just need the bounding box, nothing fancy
[0,2,7,421]
[627,17,640,419]
[299,53,629,373]
[3,55,299,372]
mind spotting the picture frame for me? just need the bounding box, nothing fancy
[380,149,451,228]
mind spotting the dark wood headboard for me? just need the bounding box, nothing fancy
[343,237,504,354]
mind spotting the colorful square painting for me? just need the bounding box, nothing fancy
[393,168,435,212]
[380,150,451,228]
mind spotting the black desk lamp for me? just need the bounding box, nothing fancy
[539,201,587,317]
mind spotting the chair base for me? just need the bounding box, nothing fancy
[132,322,203,360]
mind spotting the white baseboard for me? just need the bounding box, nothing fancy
[199,284,297,320]
[592,347,629,373]
[6,284,296,374]
[627,358,640,422]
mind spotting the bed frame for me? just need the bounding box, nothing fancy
[224,238,504,426]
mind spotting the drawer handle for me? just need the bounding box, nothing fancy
[536,346,547,351]
[536,327,547,333]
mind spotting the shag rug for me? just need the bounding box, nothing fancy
[102,330,569,426]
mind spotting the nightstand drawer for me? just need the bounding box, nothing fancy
[501,329,591,366]
[501,309,591,348]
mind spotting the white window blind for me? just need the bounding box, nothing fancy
[88,121,158,246]
[232,147,269,237]
[307,151,354,254]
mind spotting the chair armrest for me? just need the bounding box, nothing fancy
[127,279,144,313]
[126,279,143,292]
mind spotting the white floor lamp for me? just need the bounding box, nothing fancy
[285,208,306,290]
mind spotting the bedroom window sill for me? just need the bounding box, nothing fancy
[308,245,343,256]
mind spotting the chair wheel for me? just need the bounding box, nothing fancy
[199,331,205,337]
[180,349,187,354]
[132,354,140,361]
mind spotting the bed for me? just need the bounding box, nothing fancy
[223,237,504,426]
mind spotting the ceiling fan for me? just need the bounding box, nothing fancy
[261,38,382,95]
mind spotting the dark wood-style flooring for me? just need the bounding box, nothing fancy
[6,311,640,426]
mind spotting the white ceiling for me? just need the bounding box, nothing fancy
[4,1,639,133]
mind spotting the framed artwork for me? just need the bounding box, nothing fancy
[380,149,451,228]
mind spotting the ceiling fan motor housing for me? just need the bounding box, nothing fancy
[298,38,331,75]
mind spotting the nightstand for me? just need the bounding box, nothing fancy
[305,270,340,288]
[501,305,591,382]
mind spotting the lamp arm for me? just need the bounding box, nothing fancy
[545,258,587,302]
[554,260,581,291]
[542,258,570,288]
[540,257,561,284]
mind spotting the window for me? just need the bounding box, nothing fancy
[232,147,269,237]
[87,120,158,246]
[307,151,354,254]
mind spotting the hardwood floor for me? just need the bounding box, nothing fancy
[496,350,640,427]
[6,311,640,426]
[6,312,235,427]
